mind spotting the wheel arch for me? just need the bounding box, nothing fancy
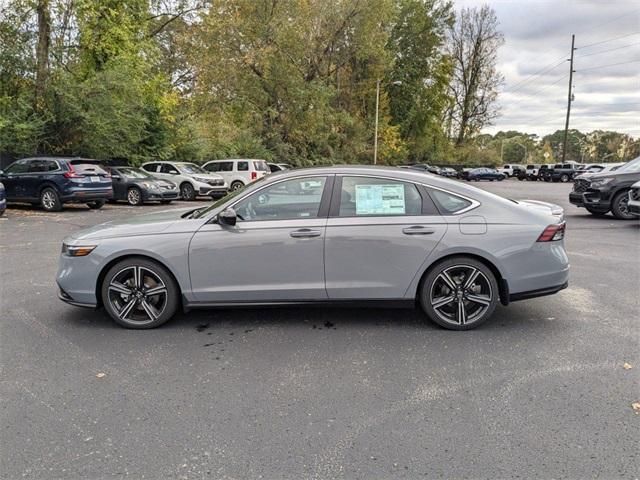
[38,181,61,197]
[415,252,509,306]
[95,254,184,309]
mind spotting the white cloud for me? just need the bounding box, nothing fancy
[455,0,640,137]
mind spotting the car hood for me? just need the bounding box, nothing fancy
[69,208,194,241]
[517,199,564,221]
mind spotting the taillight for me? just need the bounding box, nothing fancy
[251,171,257,180]
[63,164,82,178]
[537,222,566,242]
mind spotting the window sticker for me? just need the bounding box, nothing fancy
[355,184,406,215]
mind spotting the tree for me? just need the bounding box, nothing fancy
[447,5,503,145]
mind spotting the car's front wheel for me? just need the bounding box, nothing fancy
[101,258,179,329]
[586,206,609,217]
[127,187,143,206]
[611,190,635,220]
[419,257,499,330]
[180,182,196,201]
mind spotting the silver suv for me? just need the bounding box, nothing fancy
[141,161,227,200]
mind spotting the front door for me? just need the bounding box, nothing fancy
[324,175,447,299]
[188,175,333,302]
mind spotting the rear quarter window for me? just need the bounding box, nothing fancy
[429,189,473,215]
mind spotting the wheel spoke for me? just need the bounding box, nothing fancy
[438,272,457,291]
[457,299,467,325]
[432,295,455,309]
[466,294,491,306]
[109,281,132,295]
[145,285,167,297]
[133,266,143,289]
[463,268,480,289]
[140,299,159,321]
[119,298,137,319]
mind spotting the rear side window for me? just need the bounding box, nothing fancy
[338,176,422,217]
[429,189,473,215]
[253,160,268,171]
[237,161,248,171]
[217,161,233,172]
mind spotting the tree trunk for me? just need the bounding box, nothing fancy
[35,0,51,109]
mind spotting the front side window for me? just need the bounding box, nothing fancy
[237,161,248,171]
[617,156,640,173]
[217,162,233,172]
[178,163,206,174]
[161,164,179,174]
[429,189,473,215]
[338,176,422,217]
[206,162,221,172]
[234,176,327,221]
[5,161,29,174]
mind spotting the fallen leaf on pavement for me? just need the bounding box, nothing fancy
[623,362,632,370]
[632,402,640,412]
[96,372,106,378]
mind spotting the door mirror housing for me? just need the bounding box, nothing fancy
[217,208,237,226]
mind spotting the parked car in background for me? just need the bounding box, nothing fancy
[458,168,473,180]
[438,167,458,178]
[268,163,292,172]
[545,162,585,183]
[573,163,624,180]
[141,161,227,200]
[569,156,640,219]
[519,164,542,181]
[106,166,178,206]
[0,157,112,212]
[405,164,440,174]
[202,159,270,191]
[498,164,524,178]
[467,168,505,182]
[628,181,640,217]
[0,182,5,216]
[57,165,569,331]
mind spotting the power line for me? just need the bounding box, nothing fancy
[501,74,569,111]
[576,42,639,58]
[502,56,567,94]
[578,32,640,50]
[578,60,640,72]
[575,9,640,42]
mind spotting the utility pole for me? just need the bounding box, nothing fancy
[562,34,576,162]
[373,79,380,165]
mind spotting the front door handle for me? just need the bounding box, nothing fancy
[290,228,322,238]
[402,226,435,235]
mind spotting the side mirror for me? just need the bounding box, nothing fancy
[0,170,4,176]
[217,207,237,226]
[111,174,121,180]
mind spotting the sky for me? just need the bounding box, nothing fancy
[455,0,640,138]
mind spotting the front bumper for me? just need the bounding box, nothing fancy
[569,188,611,209]
[628,198,640,216]
[142,189,179,201]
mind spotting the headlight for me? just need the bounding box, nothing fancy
[141,182,157,189]
[62,243,96,257]
[590,177,614,188]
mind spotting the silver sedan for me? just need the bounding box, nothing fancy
[57,166,569,330]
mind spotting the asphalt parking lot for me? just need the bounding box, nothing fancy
[1,180,638,479]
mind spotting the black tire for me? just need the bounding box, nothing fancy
[180,182,196,201]
[518,176,525,181]
[498,176,504,181]
[230,181,245,192]
[101,257,179,329]
[40,187,62,212]
[611,190,635,220]
[87,200,105,209]
[419,256,499,330]
[586,207,609,217]
[544,177,551,182]
[127,187,143,206]
[560,174,570,183]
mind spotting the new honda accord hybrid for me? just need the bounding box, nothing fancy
[57,166,569,330]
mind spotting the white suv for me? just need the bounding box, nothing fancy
[141,161,227,200]
[498,164,524,177]
[202,159,270,191]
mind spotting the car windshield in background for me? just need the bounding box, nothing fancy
[119,168,152,179]
[616,156,640,173]
[254,161,268,171]
[178,163,207,174]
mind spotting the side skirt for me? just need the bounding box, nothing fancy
[183,298,415,313]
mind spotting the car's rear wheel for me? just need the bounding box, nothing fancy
[611,190,634,220]
[87,200,105,209]
[419,257,499,330]
[230,181,245,191]
[180,182,196,201]
[40,187,62,212]
[127,187,143,206]
[585,207,609,216]
[101,258,179,329]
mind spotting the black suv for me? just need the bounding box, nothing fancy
[541,162,584,183]
[569,156,640,219]
[0,157,113,211]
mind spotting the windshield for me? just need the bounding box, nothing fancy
[119,167,152,179]
[191,178,266,219]
[616,156,640,173]
[178,163,207,174]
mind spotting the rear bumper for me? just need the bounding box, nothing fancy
[509,282,568,302]
[61,189,113,202]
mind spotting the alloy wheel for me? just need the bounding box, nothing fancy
[107,266,168,325]
[42,190,56,210]
[429,265,492,326]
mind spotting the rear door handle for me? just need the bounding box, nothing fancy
[290,228,322,238]
[402,226,435,235]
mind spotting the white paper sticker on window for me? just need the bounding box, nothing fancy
[355,184,406,215]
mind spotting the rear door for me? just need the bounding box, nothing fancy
[324,175,447,299]
[0,160,30,199]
